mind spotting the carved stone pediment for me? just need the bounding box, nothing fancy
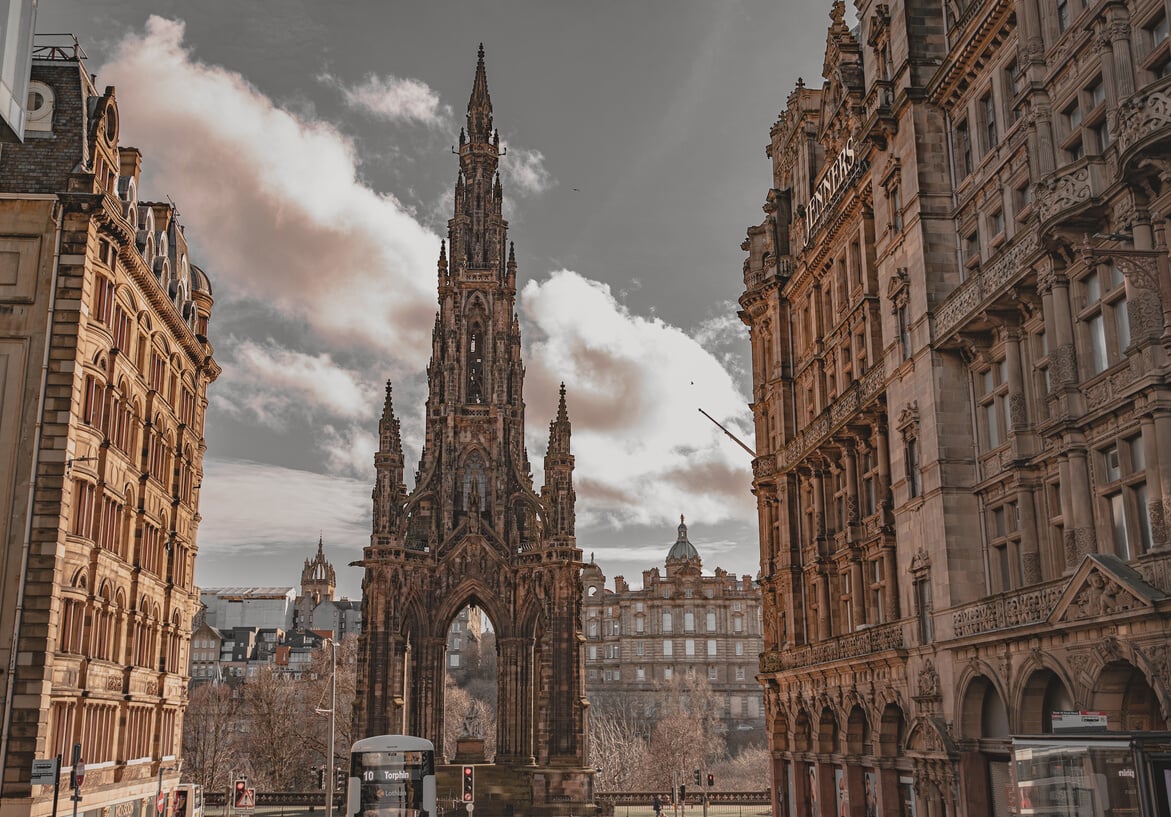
[905,716,956,757]
[1048,553,1166,625]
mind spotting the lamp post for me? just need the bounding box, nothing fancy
[156,764,179,817]
[315,637,337,817]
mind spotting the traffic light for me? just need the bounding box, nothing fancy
[335,767,346,791]
[316,766,325,789]
[679,785,687,801]
[233,779,247,809]
[707,774,714,788]
[693,770,701,786]
[462,766,474,802]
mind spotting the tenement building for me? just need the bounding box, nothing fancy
[741,2,1171,816]
[0,40,218,817]
[581,517,765,730]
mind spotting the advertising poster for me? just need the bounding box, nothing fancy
[807,765,818,817]
[834,768,847,817]
[864,771,878,817]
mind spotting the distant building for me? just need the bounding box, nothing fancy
[0,34,218,817]
[581,517,764,728]
[446,607,485,675]
[190,538,361,682]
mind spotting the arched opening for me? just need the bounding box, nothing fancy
[466,320,485,403]
[460,452,488,517]
[1093,660,1167,731]
[793,709,812,753]
[444,603,497,763]
[960,675,1012,817]
[1019,669,1075,733]
[878,702,904,757]
[845,704,869,755]
[816,706,837,754]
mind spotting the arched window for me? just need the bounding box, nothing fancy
[466,322,485,403]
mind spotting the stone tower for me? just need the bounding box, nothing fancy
[354,46,591,812]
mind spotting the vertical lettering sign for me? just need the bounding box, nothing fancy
[803,138,863,248]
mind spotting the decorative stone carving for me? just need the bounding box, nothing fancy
[1115,84,1171,157]
[951,583,1063,637]
[916,659,941,700]
[1035,166,1094,223]
[1067,570,1139,619]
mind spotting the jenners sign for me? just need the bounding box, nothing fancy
[804,138,863,246]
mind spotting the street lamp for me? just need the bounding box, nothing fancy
[314,637,338,817]
[156,763,180,817]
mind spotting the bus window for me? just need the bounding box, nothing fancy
[349,736,436,817]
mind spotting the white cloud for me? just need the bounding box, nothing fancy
[100,17,440,367]
[216,339,382,425]
[500,144,555,196]
[320,423,379,478]
[197,458,371,555]
[323,71,453,127]
[520,270,754,529]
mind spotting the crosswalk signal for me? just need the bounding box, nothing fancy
[707,773,714,787]
[693,770,701,786]
[233,779,248,809]
[679,784,687,801]
[335,767,346,791]
[316,766,325,789]
[462,766,474,802]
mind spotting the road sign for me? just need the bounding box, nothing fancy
[157,793,166,814]
[73,760,86,789]
[241,788,255,811]
[465,805,473,814]
[31,758,59,785]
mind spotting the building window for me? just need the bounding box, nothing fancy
[684,610,695,632]
[868,558,886,625]
[705,610,716,631]
[663,640,673,657]
[635,641,644,656]
[708,666,718,681]
[888,183,903,233]
[964,229,981,269]
[1032,329,1052,417]
[734,641,744,656]
[981,91,998,152]
[986,500,1021,592]
[448,654,460,668]
[685,639,696,657]
[662,610,672,632]
[588,646,597,661]
[636,667,646,682]
[915,577,933,643]
[842,571,854,633]
[1098,438,1152,560]
[707,639,717,657]
[1080,263,1130,376]
[664,667,673,680]
[956,118,972,177]
[588,620,597,638]
[860,447,879,517]
[1057,0,1070,33]
[71,480,97,539]
[735,666,746,681]
[635,615,644,633]
[896,300,912,361]
[82,375,106,428]
[733,616,743,633]
[1142,12,1171,79]
[905,435,921,499]
[1062,100,1084,161]
[977,359,1009,450]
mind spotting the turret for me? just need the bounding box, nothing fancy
[542,384,576,537]
[372,381,406,536]
[466,43,493,144]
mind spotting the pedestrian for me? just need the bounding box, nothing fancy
[653,793,663,817]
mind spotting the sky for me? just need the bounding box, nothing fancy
[35,1,842,598]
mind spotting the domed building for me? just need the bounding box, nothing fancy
[581,516,764,731]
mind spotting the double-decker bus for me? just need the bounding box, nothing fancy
[347,735,436,817]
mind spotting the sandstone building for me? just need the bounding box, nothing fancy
[740,2,1171,816]
[581,517,765,731]
[0,38,218,817]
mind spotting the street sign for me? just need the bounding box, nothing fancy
[157,793,166,814]
[240,788,255,811]
[73,760,86,789]
[31,758,59,785]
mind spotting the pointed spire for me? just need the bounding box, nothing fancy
[380,380,403,455]
[556,382,569,425]
[467,43,494,143]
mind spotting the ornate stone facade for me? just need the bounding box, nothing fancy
[581,518,765,729]
[0,41,218,817]
[353,48,591,814]
[741,3,1171,816]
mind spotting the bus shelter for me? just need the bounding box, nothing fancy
[1011,732,1171,816]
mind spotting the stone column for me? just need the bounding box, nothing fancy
[1017,486,1042,584]
[1152,410,1171,550]
[1064,445,1097,568]
[883,548,899,621]
[850,558,865,629]
[415,636,447,756]
[812,467,827,545]
[843,442,859,531]
[496,636,535,764]
[1108,4,1136,100]
[876,425,892,509]
[816,569,831,642]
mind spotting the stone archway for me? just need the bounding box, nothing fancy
[1092,660,1168,731]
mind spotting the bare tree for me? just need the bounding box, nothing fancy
[588,693,650,791]
[182,682,242,791]
[239,666,316,790]
[646,670,726,791]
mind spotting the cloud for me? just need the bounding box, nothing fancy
[216,339,383,426]
[322,71,453,127]
[197,458,372,556]
[100,17,440,367]
[520,270,754,528]
[500,144,555,196]
[320,423,379,478]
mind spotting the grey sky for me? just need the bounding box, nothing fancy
[36,1,838,597]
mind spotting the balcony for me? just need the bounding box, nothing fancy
[775,359,886,471]
[932,231,1040,341]
[759,619,905,673]
[1115,74,1171,179]
[1033,156,1109,232]
[859,80,897,148]
[949,579,1065,640]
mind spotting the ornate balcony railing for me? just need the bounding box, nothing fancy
[950,580,1065,639]
[1034,156,1109,228]
[933,231,1040,340]
[1115,74,1171,173]
[773,358,887,471]
[759,620,905,673]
